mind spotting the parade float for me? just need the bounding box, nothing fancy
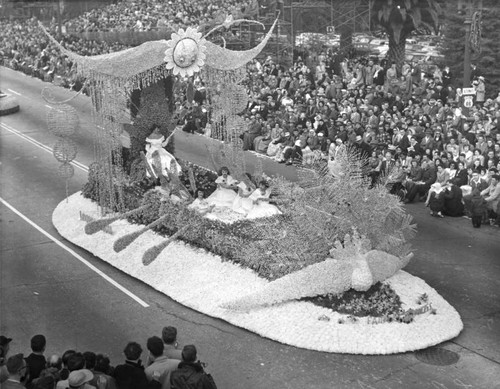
[45,18,463,354]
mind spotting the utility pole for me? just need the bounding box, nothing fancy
[463,0,472,87]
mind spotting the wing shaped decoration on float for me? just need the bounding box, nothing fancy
[38,18,277,90]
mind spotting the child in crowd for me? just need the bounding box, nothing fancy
[470,189,487,228]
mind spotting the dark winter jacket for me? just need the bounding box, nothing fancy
[455,168,469,187]
[114,360,160,389]
[470,192,487,216]
[443,184,464,216]
[170,362,216,389]
[421,166,437,188]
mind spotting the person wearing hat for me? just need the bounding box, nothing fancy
[282,139,303,166]
[67,369,95,389]
[169,345,216,389]
[420,129,435,152]
[0,336,13,384]
[475,76,485,105]
[3,353,28,388]
[317,132,329,158]
[352,134,371,159]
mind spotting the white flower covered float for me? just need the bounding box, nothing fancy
[163,27,207,77]
[42,14,463,354]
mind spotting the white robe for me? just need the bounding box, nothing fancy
[232,182,255,215]
[145,136,182,177]
[206,175,238,207]
[246,188,281,219]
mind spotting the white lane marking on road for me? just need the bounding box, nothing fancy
[0,197,150,308]
[7,88,21,96]
[0,123,88,173]
[45,104,53,109]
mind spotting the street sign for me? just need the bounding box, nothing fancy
[326,26,335,34]
[460,88,476,116]
[462,87,476,95]
[463,95,474,108]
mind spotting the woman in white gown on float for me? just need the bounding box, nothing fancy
[145,127,182,178]
[206,167,238,207]
[188,190,215,214]
[246,180,282,219]
[232,173,256,215]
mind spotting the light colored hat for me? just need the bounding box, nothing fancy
[69,369,94,388]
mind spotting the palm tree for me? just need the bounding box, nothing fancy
[371,0,442,72]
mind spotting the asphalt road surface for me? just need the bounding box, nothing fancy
[1,67,499,389]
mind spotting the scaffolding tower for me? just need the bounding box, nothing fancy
[221,0,374,66]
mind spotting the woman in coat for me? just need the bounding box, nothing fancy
[454,161,469,187]
[443,179,465,217]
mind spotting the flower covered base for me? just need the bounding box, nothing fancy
[53,192,463,354]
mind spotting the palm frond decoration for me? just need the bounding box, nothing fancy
[84,204,150,235]
[142,225,190,265]
[113,213,169,253]
[253,147,416,280]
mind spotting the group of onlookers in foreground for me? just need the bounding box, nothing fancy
[0,330,217,389]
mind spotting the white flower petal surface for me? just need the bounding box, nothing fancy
[53,193,464,355]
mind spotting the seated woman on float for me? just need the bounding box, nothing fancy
[188,190,215,215]
[231,173,256,216]
[246,180,282,219]
[206,167,239,207]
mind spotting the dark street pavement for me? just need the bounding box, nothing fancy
[1,67,499,388]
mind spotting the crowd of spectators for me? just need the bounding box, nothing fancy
[64,0,258,33]
[210,52,500,227]
[0,330,217,389]
[0,0,262,87]
[1,0,499,227]
[0,18,129,90]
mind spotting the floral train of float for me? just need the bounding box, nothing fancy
[53,187,463,354]
[45,18,463,353]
